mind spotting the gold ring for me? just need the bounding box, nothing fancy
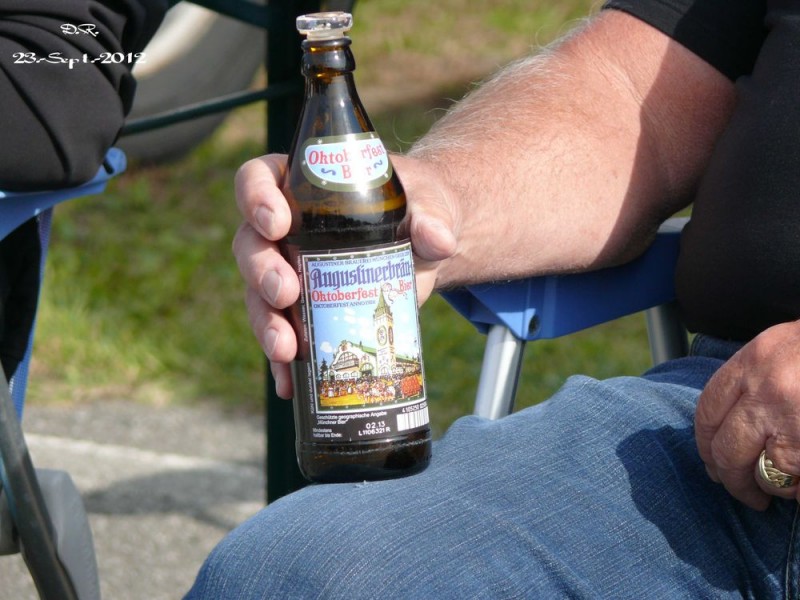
[758,450,799,489]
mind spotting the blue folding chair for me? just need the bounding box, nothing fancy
[0,148,125,600]
[441,217,690,419]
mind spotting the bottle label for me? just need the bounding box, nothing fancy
[298,241,428,441]
[300,132,392,192]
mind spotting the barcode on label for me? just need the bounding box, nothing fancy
[397,406,429,432]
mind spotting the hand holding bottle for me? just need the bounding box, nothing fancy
[233,153,298,400]
[232,153,458,401]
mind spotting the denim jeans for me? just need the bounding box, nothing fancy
[185,336,800,599]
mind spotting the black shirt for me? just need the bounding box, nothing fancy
[0,0,167,191]
[0,1,166,380]
[606,0,800,341]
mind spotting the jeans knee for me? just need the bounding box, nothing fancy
[186,490,432,599]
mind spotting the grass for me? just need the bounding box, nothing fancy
[27,0,653,436]
[32,126,266,407]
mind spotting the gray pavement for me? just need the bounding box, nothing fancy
[0,399,267,599]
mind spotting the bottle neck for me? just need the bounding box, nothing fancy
[301,37,356,90]
[299,36,372,134]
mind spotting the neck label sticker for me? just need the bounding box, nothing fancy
[301,132,392,192]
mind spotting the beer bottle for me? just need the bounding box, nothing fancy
[279,11,431,483]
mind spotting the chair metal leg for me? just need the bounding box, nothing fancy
[645,301,689,365]
[0,371,79,600]
[266,369,306,503]
[263,0,359,502]
[473,325,526,420]
[262,0,316,504]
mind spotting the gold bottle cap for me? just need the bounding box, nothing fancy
[296,11,353,40]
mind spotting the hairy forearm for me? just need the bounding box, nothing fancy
[409,10,735,289]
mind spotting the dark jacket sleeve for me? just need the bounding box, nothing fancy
[0,0,168,191]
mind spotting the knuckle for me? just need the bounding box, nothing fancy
[234,157,261,186]
[745,330,777,362]
[231,222,248,256]
[708,431,742,473]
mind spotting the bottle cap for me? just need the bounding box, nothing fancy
[296,12,353,40]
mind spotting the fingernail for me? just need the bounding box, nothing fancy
[264,327,279,357]
[255,206,273,237]
[263,270,283,305]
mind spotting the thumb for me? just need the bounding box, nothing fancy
[408,210,458,263]
[392,156,459,302]
[392,155,459,261]
[406,210,457,305]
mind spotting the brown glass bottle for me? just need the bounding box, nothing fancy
[279,12,431,483]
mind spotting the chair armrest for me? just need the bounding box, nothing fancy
[0,148,126,239]
[441,217,688,342]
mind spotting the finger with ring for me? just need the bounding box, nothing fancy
[757,450,799,489]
